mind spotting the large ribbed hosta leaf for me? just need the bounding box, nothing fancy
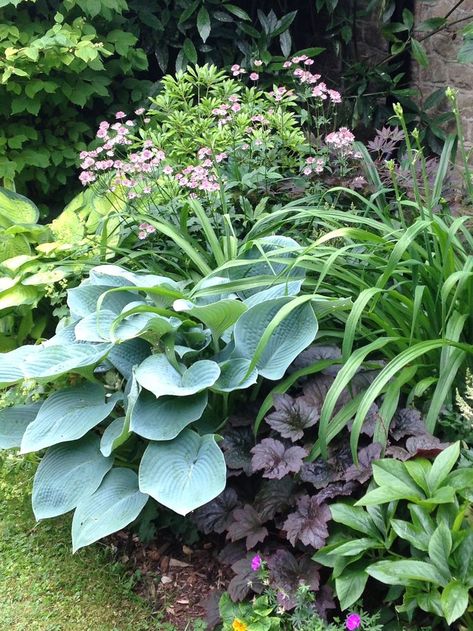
[67,284,137,318]
[173,298,247,339]
[32,434,112,519]
[233,297,318,380]
[130,390,207,440]
[21,383,121,453]
[72,468,148,552]
[135,354,220,398]
[139,430,226,515]
[212,358,258,392]
[107,338,150,379]
[0,403,41,448]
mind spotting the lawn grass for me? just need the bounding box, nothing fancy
[0,453,164,631]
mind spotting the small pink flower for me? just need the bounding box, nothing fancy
[328,89,342,104]
[345,613,361,630]
[215,152,227,163]
[283,60,292,68]
[231,102,241,112]
[163,165,173,175]
[250,555,262,571]
[231,64,240,72]
[304,58,314,65]
[228,94,240,103]
[303,166,312,176]
[135,108,145,115]
[138,230,147,240]
[253,59,263,67]
[249,72,259,81]
[115,111,126,119]
[144,117,150,123]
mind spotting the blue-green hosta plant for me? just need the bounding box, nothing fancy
[0,236,323,551]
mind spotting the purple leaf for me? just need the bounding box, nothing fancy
[254,477,295,521]
[390,408,427,441]
[283,495,331,548]
[266,394,319,442]
[218,541,247,566]
[405,434,449,459]
[344,443,382,484]
[221,426,254,474]
[227,504,268,550]
[228,555,264,601]
[192,487,239,534]
[315,584,336,619]
[291,344,341,375]
[251,438,307,479]
[201,590,222,630]
[299,459,341,488]
[348,403,380,437]
[267,549,320,610]
[314,481,357,504]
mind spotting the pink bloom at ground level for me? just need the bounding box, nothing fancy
[249,72,259,81]
[345,613,361,630]
[250,555,262,571]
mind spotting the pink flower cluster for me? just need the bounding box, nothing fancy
[325,127,360,157]
[268,86,293,102]
[283,55,342,104]
[302,156,325,176]
[231,64,246,77]
[212,94,242,125]
[174,147,227,193]
[137,222,156,240]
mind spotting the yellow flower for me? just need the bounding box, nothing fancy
[232,619,248,631]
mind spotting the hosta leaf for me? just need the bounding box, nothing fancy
[24,343,112,381]
[67,284,137,318]
[173,298,247,339]
[74,310,116,342]
[283,495,331,548]
[192,487,239,534]
[130,390,207,440]
[21,383,120,453]
[108,338,150,380]
[227,504,268,550]
[139,430,226,515]
[233,297,318,380]
[266,393,319,442]
[251,438,306,479]
[212,358,258,392]
[111,310,178,343]
[100,417,129,457]
[33,434,112,519]
[0,346,38,386]
[72,468,148,552]
[243,280,303,308]
[135,354,220,397]
[0,186,39,225]
[0,403,41,448]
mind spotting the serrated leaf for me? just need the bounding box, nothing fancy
[33,434,112,519]
[283,495,331,548]
[21,384,120,453]
[139,430,226,515]
[411,38,429,68]
[228,555,264,601]
[266,393,319,442]
[0,403,40,448]
[72,468,148,552]
[268,549,320,610]
[135,354,220,398]
[251,438,306,479]
[227,504,268,550]
[254,477,295,521]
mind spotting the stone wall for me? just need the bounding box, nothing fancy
[413,0,473,151]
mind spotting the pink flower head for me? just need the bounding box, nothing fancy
[249,72,259,81]
[304,58,314,65]
[231,102,241,112]
[251,555,262,571]
[135,107,145,115]
[283,60,292,68]
[345,613,361,630]
[253,59,263,67]
[163,165,173,175]
[303,166,312,176]
[228,94,240,103]
[328,89,342,104]
[138,230,147,240]
[115,111,126,119]
[231,64,240,72]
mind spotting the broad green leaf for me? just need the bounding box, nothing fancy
[428,522,452,579]
[212,358,258,392]
[32,434,112,519]
[130,390,207,440]
[139,430,226,515]
[411,38,429,67]
[21,384,120,453]
[74,310,117,342]
[367,560,446,586]
[67,284,136,318]
[0,403,40,448]
[328,537,383,557]
[335,566,369,610]
[100,417,129,457]
[72,468,148,552]
[0,346,32,386]
[356,485,422,506]
[0,186,39,225]
[197,6,211,42]
[233,297,317,380]
[441,581,469,625]
[391,519,429,551]
[135,354,220,398]
[329,503,381,540]
[0,283,38,310]
[173,298,247,339]
[426,441,460,493]
[372,459,424,496]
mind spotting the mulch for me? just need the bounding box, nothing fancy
[109,531,231,629]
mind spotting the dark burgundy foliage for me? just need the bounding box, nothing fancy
[283,495,331,548]
[228,555,264,601]
[192,488,239,534]
[227,505,268,550]
[221,426,255,475]
[290,344,342,374]
[367,126,404,157]
[267,549,320,610]
[251,438,307,479]
[344,443,383,484]
[266,393,319,442]
[315,584,337,619]
[254,477,295,521]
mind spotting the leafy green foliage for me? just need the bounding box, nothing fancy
[315,443,473,627]
[0,239,320,550]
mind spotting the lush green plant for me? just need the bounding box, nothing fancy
[314,442,473,627]
[0,236,326,551]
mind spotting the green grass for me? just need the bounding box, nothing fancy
[0,454,162,631]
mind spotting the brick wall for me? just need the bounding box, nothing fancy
[413,0,473,151]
